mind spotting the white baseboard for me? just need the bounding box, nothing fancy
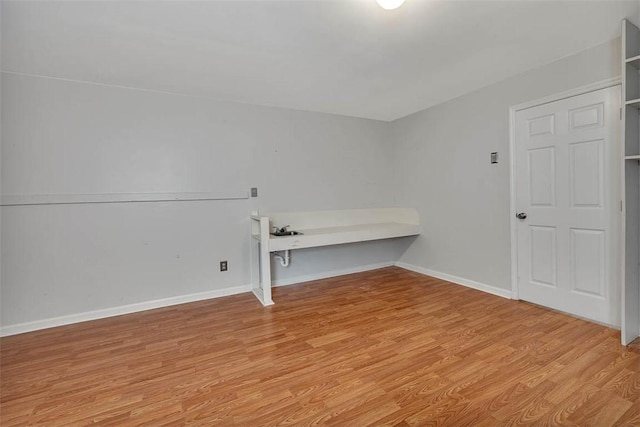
[272,262,395,288]
[0,284,252,337]
[1,262,510,336]
[394,262,512,299]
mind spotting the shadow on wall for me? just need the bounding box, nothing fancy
[270,236,418,287]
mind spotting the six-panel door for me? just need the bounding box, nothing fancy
[515,86,620,325]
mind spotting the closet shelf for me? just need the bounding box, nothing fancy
[625,99,640,109]
[626,54,640,68]
[621,19,640,346]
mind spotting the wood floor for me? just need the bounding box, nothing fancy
[2,267,640,426]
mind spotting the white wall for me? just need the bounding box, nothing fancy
[0,72,400,332]
[0,36,625,334]
[391,39,621,292]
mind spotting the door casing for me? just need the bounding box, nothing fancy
[509,77,622,326]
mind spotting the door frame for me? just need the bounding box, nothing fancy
[509,77,621,300]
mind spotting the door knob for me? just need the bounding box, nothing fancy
[516,212,527,220]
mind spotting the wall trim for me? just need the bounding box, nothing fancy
[1,261,511,336]
[510,77,621,113]
[395,262,513,299]
[0,284,252,337]
[272,262,395,287]
[0,191,249,207]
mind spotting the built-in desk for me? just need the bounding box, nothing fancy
[250,208,420,305]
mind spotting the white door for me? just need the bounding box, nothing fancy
[515,86,620,325]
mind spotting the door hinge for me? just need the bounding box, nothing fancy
[621,200,624,212]
[620,107,623,120]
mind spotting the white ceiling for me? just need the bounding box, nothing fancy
[2,0,637,121]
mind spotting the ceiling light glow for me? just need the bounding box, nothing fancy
[376,0,405,10]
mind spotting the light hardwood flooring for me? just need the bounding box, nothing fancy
[2,267,640,426]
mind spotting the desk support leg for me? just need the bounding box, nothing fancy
[252,216,274,306]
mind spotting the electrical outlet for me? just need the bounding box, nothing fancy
[220,261,228,271]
